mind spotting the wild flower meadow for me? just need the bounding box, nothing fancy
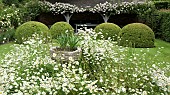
[0,30,170,95]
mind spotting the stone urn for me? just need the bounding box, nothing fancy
[50,47,82,61]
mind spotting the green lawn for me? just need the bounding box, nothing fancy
[0,42,14,63]
[133,39,170,63]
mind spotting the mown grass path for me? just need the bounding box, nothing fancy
[133,39,170,63]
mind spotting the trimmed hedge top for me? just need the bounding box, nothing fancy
[15,21,50,44]
[94,23,121,40]
[50,22,74,39]
[118,23,155,48]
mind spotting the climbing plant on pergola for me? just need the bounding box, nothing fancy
[51,2,85,23]
[41,1,149,23]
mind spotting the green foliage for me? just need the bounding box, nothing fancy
[136,2,170,42]
[143,11,162,38]
[159,12,170,42]
[153,1,170,9]
[20,0,43,21]
[146,11,170,42]
[11,0,51,22]
[0,5,25,44]
[0,5,24,29]
[0,1,4,10]
[67,33,79,50]
[2,0,41,6]
[1,35,99,94]
[136,2,157,27]
[50,22,74,39]
[56,33,68,49]
[1,30,170,94]
[15,21,50,44]
[0,28,15,44]
[56,33,79,50]
[118,23,155,48]
[134,3,158,38]
[94,23,121,40]
[79,30,170,94]
[117,2,170,43]
[0,0,51,26]
[2,0,19,6]
[149,0,169,1]
[133,2,156,14]
[19,0,39,4]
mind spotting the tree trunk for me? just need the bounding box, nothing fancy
[101,14,111,23]
[63,13,73,23]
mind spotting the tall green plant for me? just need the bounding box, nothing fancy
[56,33,69,49]
[56,32,80,51]
[68,33,80,50]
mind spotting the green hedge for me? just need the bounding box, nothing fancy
[118,23,155,48]
[153,1,170,9]
[158,11,170,42]
[15,21,50,44]
[2,0,39,6]
[94,23,121,40]
[20,0,47,21]
[143,10,170,42]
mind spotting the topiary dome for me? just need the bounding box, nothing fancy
[50,22,74,39]
[118,23,155,48]
[15,21,50,44]
[94,23,121,40]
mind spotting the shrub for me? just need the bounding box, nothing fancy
[21,0,51,21]
[0,28,15,44]
[2,0,19,6]
[15,21,50,44]
[0,5,24,30]
[50,22,74,39]
[0,2,4,10]
[147,11,170,42]
[118,23,155,48]
[94,23,121,40]
[160,12,170,42]
[136,2,157,30]
[153,1,170,9]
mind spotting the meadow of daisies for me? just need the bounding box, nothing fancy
[0,0,170,94]
[0,29,169,95]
